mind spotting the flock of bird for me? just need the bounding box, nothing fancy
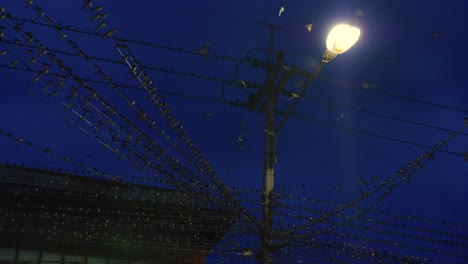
[0,1,466,262]
[2,0,464,209]
[0,1,257,223]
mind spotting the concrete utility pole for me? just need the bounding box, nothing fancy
[261,24,276,264]
[249,24,295,264]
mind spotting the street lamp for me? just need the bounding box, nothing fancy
[322,24,360,63]
[258,22,361,264]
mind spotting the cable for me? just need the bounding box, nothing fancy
[313,74,468,115]
[2,62,465,158]
[4,14,244,63]
[12,3,260,225]
[280,110,465,157]
[1,7,261,228]
[0,39,233,84]
[5,13,468,116]
[0,38,460,141]
[276,61,324,133]
[303,94,468,136]
[0,44,236,215]
[279,118,468,238]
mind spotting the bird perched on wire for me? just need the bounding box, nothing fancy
[432,29,442,38]
[361,82,375,89]
[359,176,368,186]
[198,42,211,57]
[295,79,304,88]
[387,58,400,64]
[371,175,381,183]
[82,0,93,10]
[240,118,248,127]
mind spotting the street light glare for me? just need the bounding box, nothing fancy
[326,24,360,54]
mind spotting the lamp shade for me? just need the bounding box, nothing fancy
[326,24,360,54]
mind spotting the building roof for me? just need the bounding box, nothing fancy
[0,163,235,262]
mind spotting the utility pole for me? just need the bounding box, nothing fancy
[261,24,276,264]
[249,24,294,264]
[248,24,296,264]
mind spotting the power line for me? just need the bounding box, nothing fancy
[0,39,233,84]
[244,50,468,115]
[277,109,465,157]
[3,39,463,139]
[8,36,460,249]
[5,14,244,63]
[2,62,464,158]
[1,3,466,262]
[1,10,260,228]
[5,13,468,116]
[303,95,468,136]
[0,63,235,104]
[306,72,468,115]
[0,39,236,214]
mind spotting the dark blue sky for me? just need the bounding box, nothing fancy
[1,0,467,261]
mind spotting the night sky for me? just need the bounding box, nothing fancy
[1,0,467,262]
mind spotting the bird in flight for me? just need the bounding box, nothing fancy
[203,112,214,119]
[337,113,348,121]
[278,6,285,16]
[237,134,246,150]
[289,93,300,100]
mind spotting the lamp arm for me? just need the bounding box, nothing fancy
[322,49,338,63]
[275,61,325,134]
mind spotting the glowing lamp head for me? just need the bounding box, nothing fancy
[322,24,360,63]
[326,24,360,54]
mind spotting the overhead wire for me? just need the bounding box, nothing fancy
[1,2,466,262]
[278,118,468,239]
[13,4,233,203]
[5,14,244,63]
[0,40,233,84]
[0,35,233,215]
[0,55,222,210]
[3,0,468,250]
[1,61,464,157]
[1,4,262,230]
[4,13,468,116]
[77,2,260,229]
[3,38,465,147]
[303,94,468,136]
[245,49,468,115]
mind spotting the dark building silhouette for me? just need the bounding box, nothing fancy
[0,164,234,264]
